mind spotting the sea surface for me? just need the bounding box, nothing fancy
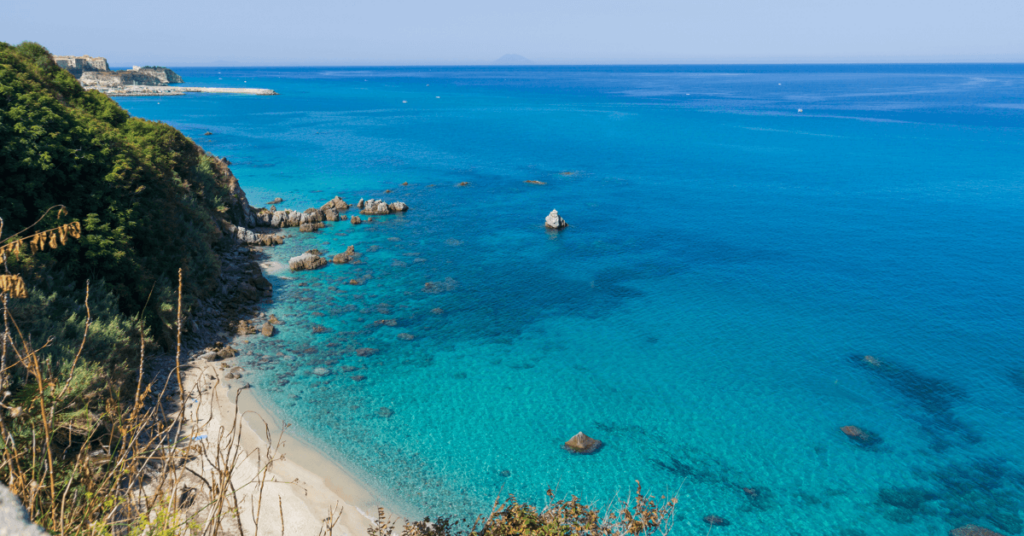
[116,65,1024,535]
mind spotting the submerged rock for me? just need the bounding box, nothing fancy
[377,407,394,418]
[841,425,881,446]
[563,431,602,454]
[355,348,378,357]
[289,251,328,271]
[545,209,568,229]
[313,367,329,376]
[351,375,367,382]
[397,333,415,341]
[863,355,883,367]
[524,180,546,185]
[703,515,730,527]
[430,308,445,314]
[949,526,1007,536]
[374,319,398,327]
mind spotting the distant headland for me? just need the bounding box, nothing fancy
[54,54,277,96]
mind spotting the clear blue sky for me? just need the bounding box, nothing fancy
[3,0,1022,66]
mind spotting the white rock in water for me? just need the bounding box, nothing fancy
[313,367,329,376]
[544,209,567,229]
[288,252,328,271]
[360,199,391,215]
[388,201,409,212]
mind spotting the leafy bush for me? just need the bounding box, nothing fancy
[1,40,234,346]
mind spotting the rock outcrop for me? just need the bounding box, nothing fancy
[332,245,358,264]
[321,196,350,212]
[289,251,328,271]
[358,198,408,215]
[0,483,47,536]
[545,209,568,229]
[55,56,183,87]
[563,432,602,454]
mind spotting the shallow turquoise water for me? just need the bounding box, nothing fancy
[117,65,1024,535]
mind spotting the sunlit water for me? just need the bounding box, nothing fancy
[117,65,1024,535]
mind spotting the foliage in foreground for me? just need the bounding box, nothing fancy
[373,485,677,536]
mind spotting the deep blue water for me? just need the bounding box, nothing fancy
[116,65,1024,535]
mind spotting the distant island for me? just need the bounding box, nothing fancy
[54,54,277,96]
[493,53,533,65]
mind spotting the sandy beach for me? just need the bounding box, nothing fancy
[179,345,399,536]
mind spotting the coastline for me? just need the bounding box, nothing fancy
[179,352,397,536]
[173,188,413,535]
[100,85,278,96]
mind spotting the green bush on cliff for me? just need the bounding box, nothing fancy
[0,40,233,347]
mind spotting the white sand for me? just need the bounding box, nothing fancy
[180,356,397,535]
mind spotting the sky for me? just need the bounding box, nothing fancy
[3,0,1022,66]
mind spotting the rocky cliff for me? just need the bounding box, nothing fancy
[54,55,183,87]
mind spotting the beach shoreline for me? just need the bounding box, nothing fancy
[179,339,404,536]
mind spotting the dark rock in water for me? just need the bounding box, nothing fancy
[563,432,602,454]
[375,319,398,327]
[342,366,360,373]
[299,222,323,232]
[269,197,284,204]
[457,181,470,187]
[351,216,362,225]
[377,407,394,418]
[333,245,357,264]
[703,515,730,527]
[351,375,367,382]
[431,308,445,314]
[217,346,236,359]
[268,314,282,325]
[878,487,937,510]
[312,325,330,334]
[841,425,881,446]
[498,469,511,477]
[883,508,915,524]
[261,323,275,337]
[863,355,883,367]
[524,180,546,185]
[355,348,378,357]
[348,279,364,286]
[949,525,1008,536]
[203,132,213,136]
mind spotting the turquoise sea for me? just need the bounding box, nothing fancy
[116,65,1024,535]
